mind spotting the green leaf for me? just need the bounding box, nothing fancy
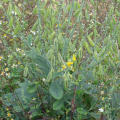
[49,82,63,99]
[27,84,37,93]
[89,112,100,119]
[27,52,50,75]
[27,34,32,46]
[53,99,64,110]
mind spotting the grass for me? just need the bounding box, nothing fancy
[0,0,120,120]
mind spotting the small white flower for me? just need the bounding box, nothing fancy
[29,115,32,119]
[5,68,9,71]
[89,13,93,16]
[6,73,10,78]
[99,108,104,112]
[16,48,20,51]
[43,78,45,81]
[31,31,35,35]
[0,20,2,24]
[18,3,22,7]
[12,11,17,15]
[88,82,90,84]
[33,98,36,100]
[101,91,104,95]
[0,56,3,61]
[101,82,104,86]
[8,55,10,57]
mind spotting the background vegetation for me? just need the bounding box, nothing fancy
[0,0,120,120]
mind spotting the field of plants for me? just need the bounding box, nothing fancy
[0,0,120,120]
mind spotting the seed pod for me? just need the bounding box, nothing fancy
[96,45,100,52]
[24,64,28,77]
[94,51,99,61]
[110,46,114,55]
[85,9,89,20]
[52,0,59,5]
[61,19,68,29]
[87,36,95,47]
[36,47,41,54]
[112,17,116,25]
[34,35,39,44]
[115,9,119,17]
[113,44,118,53]
[14,27,18,35]
[51,17,55,28]
[73,9,80,17]
[48,48,54,59]
[8,16,13,28]
[58,52,64,64]
[53,9,58,16]
[6,29,11,33]
[7,55,14,64]
[109,52,114,60]
[7,2,12,17]
[54,38,58,51]
[90,0,95,6]
[89,32,93,37]
[32,5,38,14]
[16,20,22,31]
[84,41,92,54]
[78,47,82,59]
[46,67,54,82]
[67,4,71,11]
[31,20,38,31]
[37,41,41,49]
[98,64,103,75]
[40,9,44,15]
[86,3,89,10]
[94,28,98,38]
[77,2,80,8]
[15,5,21,17]
[51,56,56,67]
[99,47,106,57]
[44,8,49,19]
[48,31,55,40]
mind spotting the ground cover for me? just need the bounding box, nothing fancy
[0,0,120,120]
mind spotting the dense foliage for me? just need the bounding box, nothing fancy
[0,0,120,120]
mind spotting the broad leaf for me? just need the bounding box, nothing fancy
[27,84,37,93]
[53,99,64,110]
[49,82,63,99]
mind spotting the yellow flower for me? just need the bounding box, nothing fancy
[5,68,9,71]
[18,62,20,64]
[56,24,61,27]
[61,65,66,69]
[116,61,119,63]
[63,32,65,34]
[4,34,6,37]
[102,97,104,101]
[66,62,73,67]
[73,54,76,61]
[10,39,13,41]
[7,112,11,117]
[6,108,9,111]
[66,111,68,114]
[1,72,4,75]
